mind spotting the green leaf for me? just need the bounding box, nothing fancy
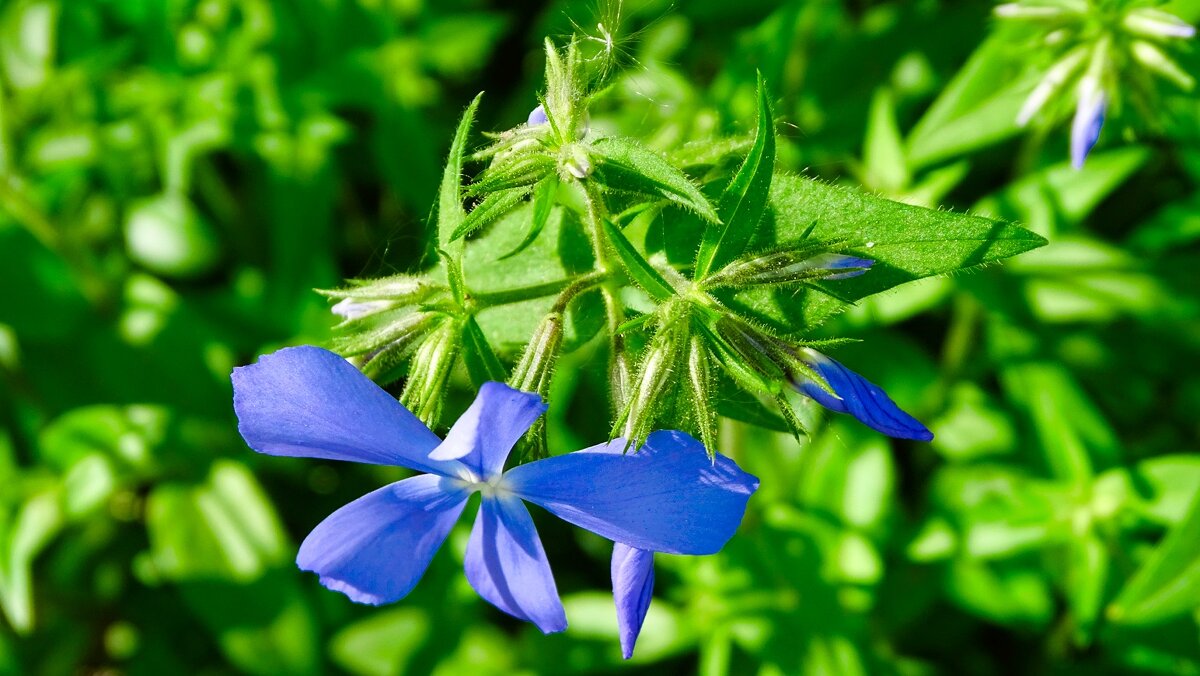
[330,608,430,676]
[1064,533,1107,646]
[1109,489,1200,626]
[694,73,775,279]
[729,174,1047,332]
[590,137,719,223]
[450,186,532,242]
[461,316,506,387]
[602,219,675,302]
[975,147,1151,228]
[0,491,63,634]
[145,460,287,583]
[466,204,598,349]
[438,92,483,247]
[500,176,558,259]
[905,36,1033,169]
[861,86,910,193]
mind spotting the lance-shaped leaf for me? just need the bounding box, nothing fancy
[1108,490,1200,626]
[602,219,675,302]
[728,174,1047,332]
[501,176,558,259]
[590,137,719,223]
[438,93,483,247]
[904,36,1034,169]
[451,186,534,242]
[694,73,775,279]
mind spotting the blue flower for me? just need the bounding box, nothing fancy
[791,348,933,441]
[231,346,758,634]
[1070,77,1107,170]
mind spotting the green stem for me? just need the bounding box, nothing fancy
[471,271,605,310]
[580,181,631,411]
[932,292,981,411]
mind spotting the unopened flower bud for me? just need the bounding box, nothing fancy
[528,104,549,126]
[614,315,688,448]
[1124,8,1196,40]
[332,309,440,357]
[349,311,444,385]
[1070,76,1106,169]
[711,315,786,392]
[1130,40,1195,90]
[686,336,719,456]
[703,249,873,290]
[1016,46,1088,126]
[561,144,593,180]
[332,298,394,321]
[510,312,564,395]
[320,274,440,321]
[993,3,1066,20]
[508,312,564,462]
[400,319,461,427]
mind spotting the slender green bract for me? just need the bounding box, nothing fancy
[694,73,776,279]
[602,219,675,302]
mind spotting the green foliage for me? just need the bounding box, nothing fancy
[3,0,1200,673]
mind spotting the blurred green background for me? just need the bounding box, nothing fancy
[3,0,1200,673]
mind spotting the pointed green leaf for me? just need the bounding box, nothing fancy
[500,176,558,260]
[729,174,1047,332]
[461,316,507,387]
[451,186,533,242]
[1109,490,1200,626]
[602,219,675,302]
[695,73,775,279]
[861,86,910,193]
[438,93,483,247]
[590,137,719,223]
[438,249,467,306]
[905,36,1033,169]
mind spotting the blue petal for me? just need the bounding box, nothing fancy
[297,474,469,605]
[815,254,874,280]
[428,382,547,480]
[506,430,758,555]
[795,351,933,441]
[465,495,566,634]
[232,346,463,475]
[1070,88,1106,169]
[612,544,655,660]
[528,105,548,126]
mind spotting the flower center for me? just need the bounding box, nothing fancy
[456,473,513,500]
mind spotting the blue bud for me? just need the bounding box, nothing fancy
[1070,79,1106,169]
[528,105,549,126]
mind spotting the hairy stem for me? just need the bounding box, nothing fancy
[471,271,604,309]
[580,181,631,412]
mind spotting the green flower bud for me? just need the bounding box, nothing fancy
[687,335,719,456]
[400,318,461,427]
[1123,8,1196,41]
[702,248,874,290]
[613,312,688,448]
[510,312,564,396]
[561,143,593,181]
[1130,40,1195,90]
[319,274,441,321]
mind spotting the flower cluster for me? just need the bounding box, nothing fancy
[996,0,1196,168]
[232,346,758,652]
